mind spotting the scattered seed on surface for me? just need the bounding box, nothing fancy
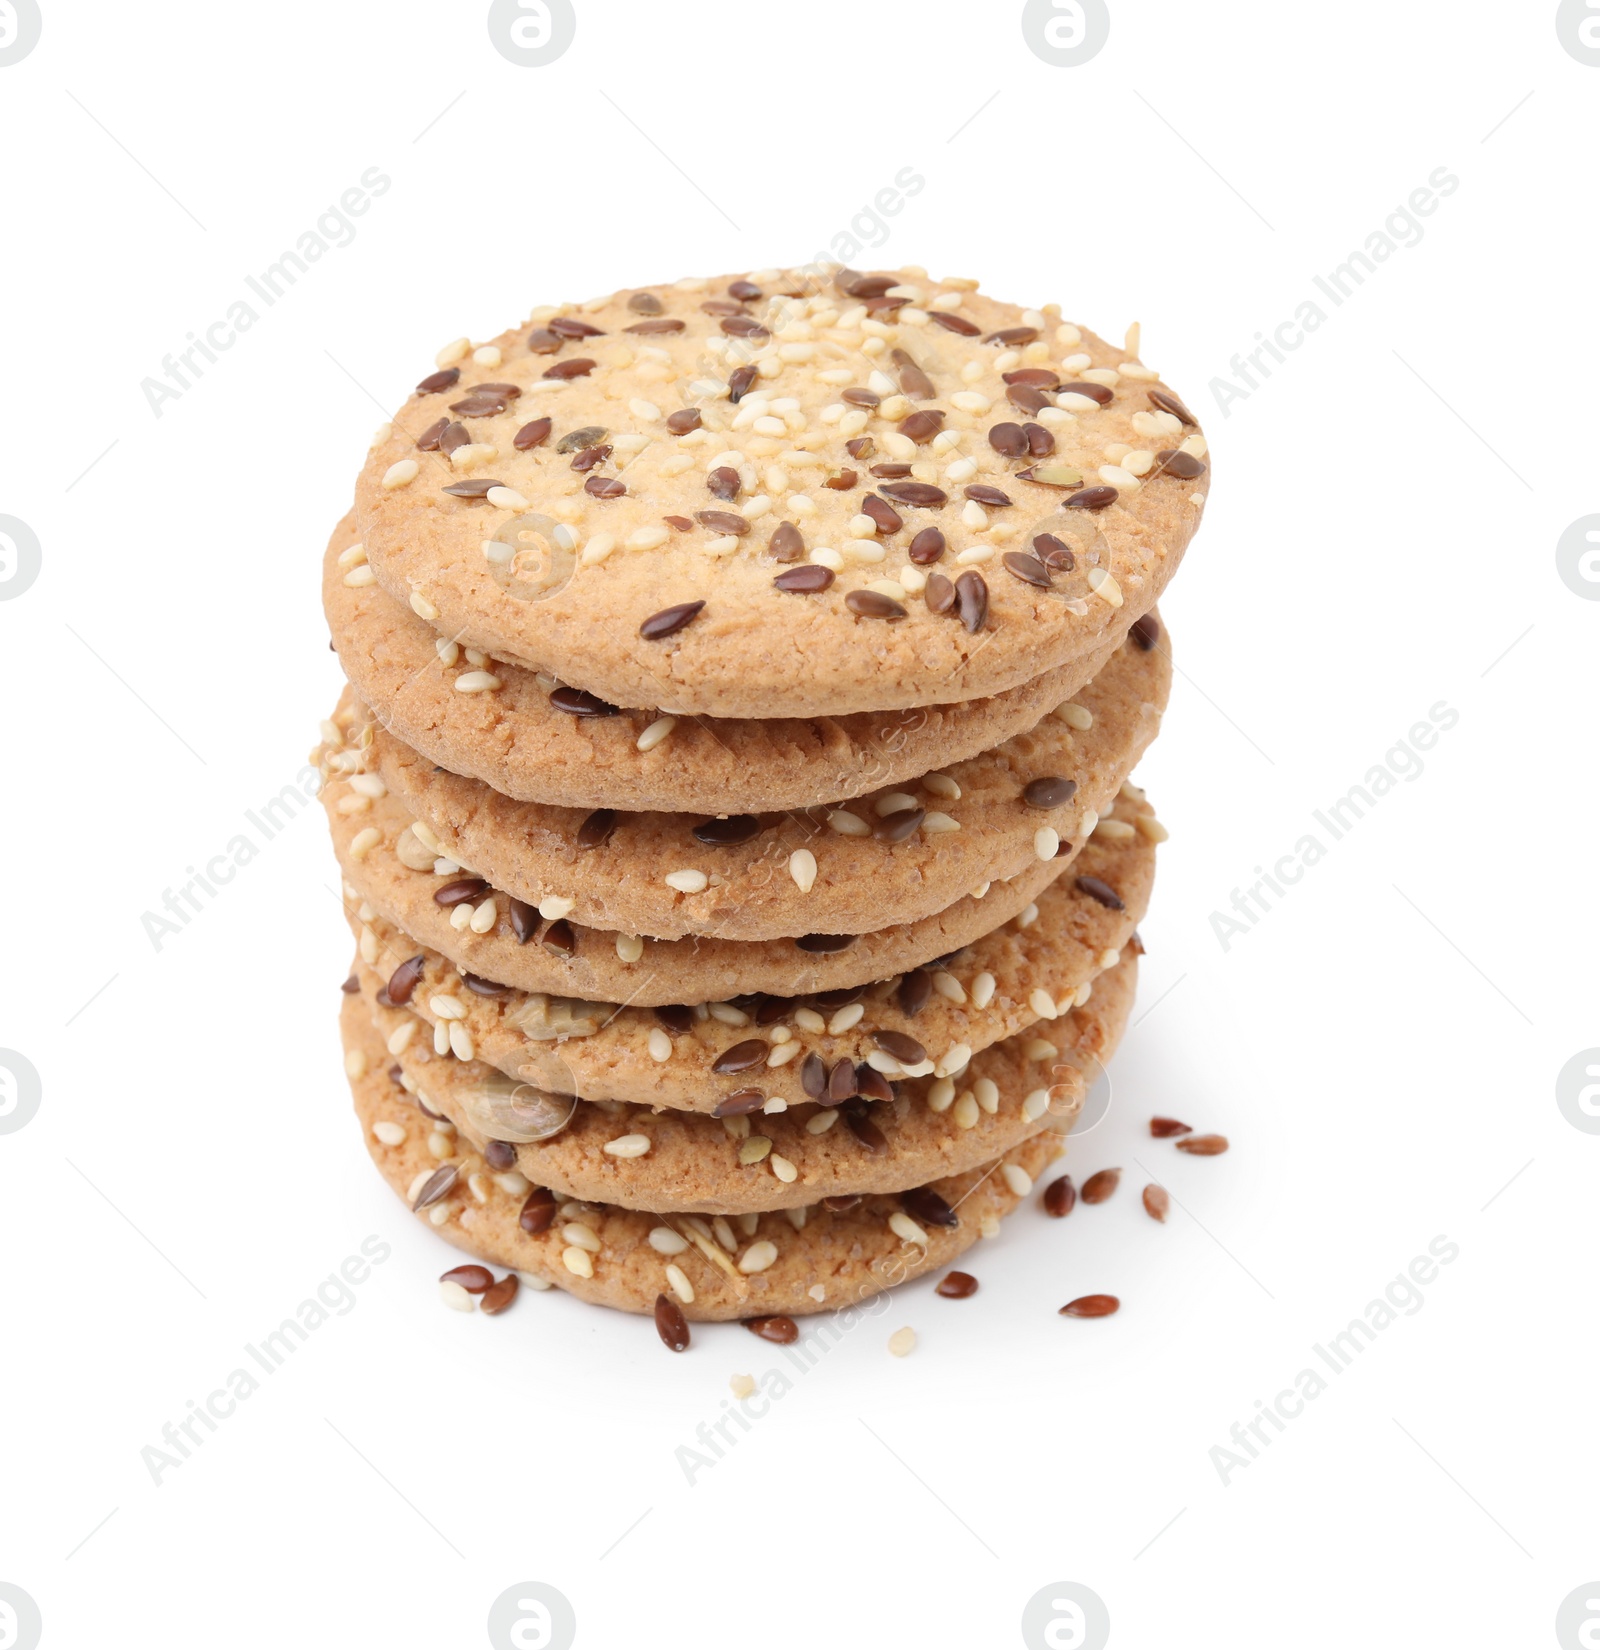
[1060,1294,1120,1319]
[1176,1133,1230,1156]
[1080,1168,1121,1204]
[478,1273,519,1314]
[1143,1185,1170,1222]
[744,1315,799,1344]
[654,1293,691,1352]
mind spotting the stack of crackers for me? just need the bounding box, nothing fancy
[317,265,1206,1339]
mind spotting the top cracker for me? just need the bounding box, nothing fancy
[352,266,1207,720]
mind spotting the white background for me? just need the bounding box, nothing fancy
[1,2,1596,1646]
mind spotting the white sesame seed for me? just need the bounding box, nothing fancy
[648,1028,672,1062]
[922,812,960,834]
[827,809,870,836]
[806,1109,839,1134]
[381,459,418,489]
[950,390,991,414]
[561,1247,594,1278]
[828,1003,865,1035]
[794,1007,826,1033]
[875,791,919,817]
[1055,702,1093,730]
[429,994,465,1020]
[955,545,994,565]
[450,442,498,472]
[889,1213,928,1246]
[336,543,367,570]
[372,1120,405,1146]
[469,896,497,934]
[665,1263,694,1303]
[386,1020,417,1056]
[1028,988,1058,1020]
[649,1226,688,1254]
[343,565,377,587]
[616,933,645,963]
[952,1093,979,1129]
[1137,813,1170,843]
[627,526,670,550]
[888,1327,917,1357]
[435,337,470,366]
[337,793,371,815]
[935,1044,972,1079]
[970,881,991,899]
[926,1076,955,1113]
[440,1279,476,1312]
[1002,1164,1034,1198]
[1087,567,1123,607]
[789,849,818,893]
[629,397,662,421]
[1035,827,1060,861]
[636,715,677,752]
[580,532,616,566]
[738,1240,778,1274]
[448,1022,474,1062]
[766,1041,801,1066]
[1025,1038,1058,1062]
[563,1222,601,1253]
[454,670,503,693]
[961,501,989,530]
[974,1077,1000,1114]
[1022,1088,1051,1121]
[665,869,708,894]
[348,772,386,798]
[433,1022,449,1056]
[933,972,967,1004]
[739,1136,772,1166]
[730,1372,756,1398]
[1094,818,1137,843]
[604,1134,651,1158]
[708,1002,750,1028]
